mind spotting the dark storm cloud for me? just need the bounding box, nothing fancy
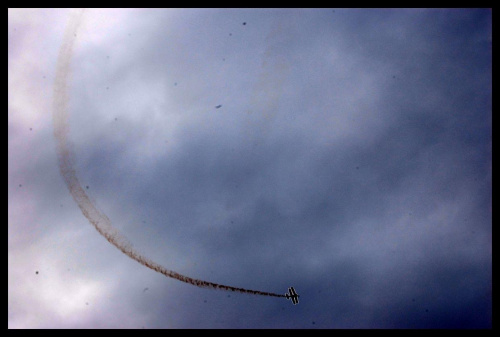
[9,9,490,328]
[93,10,490,327]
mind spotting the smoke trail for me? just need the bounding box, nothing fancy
[53,9,285,299]
[242,15,291,146]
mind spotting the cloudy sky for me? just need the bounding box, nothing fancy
[8,8,491,329]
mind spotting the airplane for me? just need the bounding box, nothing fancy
[285,286,299,305]
[215,105,222,109]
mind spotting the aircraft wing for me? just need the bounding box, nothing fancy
[289,287,299,305]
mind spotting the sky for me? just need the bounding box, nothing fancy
[8,8,491,329]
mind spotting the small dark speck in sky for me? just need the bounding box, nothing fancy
[204,300,207,303]
[19,184,22,187]
[242,22,246,25]
[356,166,359,170]
[215,105,222,109]
[35,271,39,275]
[86,186,89,189]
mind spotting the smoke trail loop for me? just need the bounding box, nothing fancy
[53,9,285,299]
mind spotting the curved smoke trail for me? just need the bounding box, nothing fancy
[53,9,285,299]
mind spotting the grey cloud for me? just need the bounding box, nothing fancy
[9,8,490,328]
